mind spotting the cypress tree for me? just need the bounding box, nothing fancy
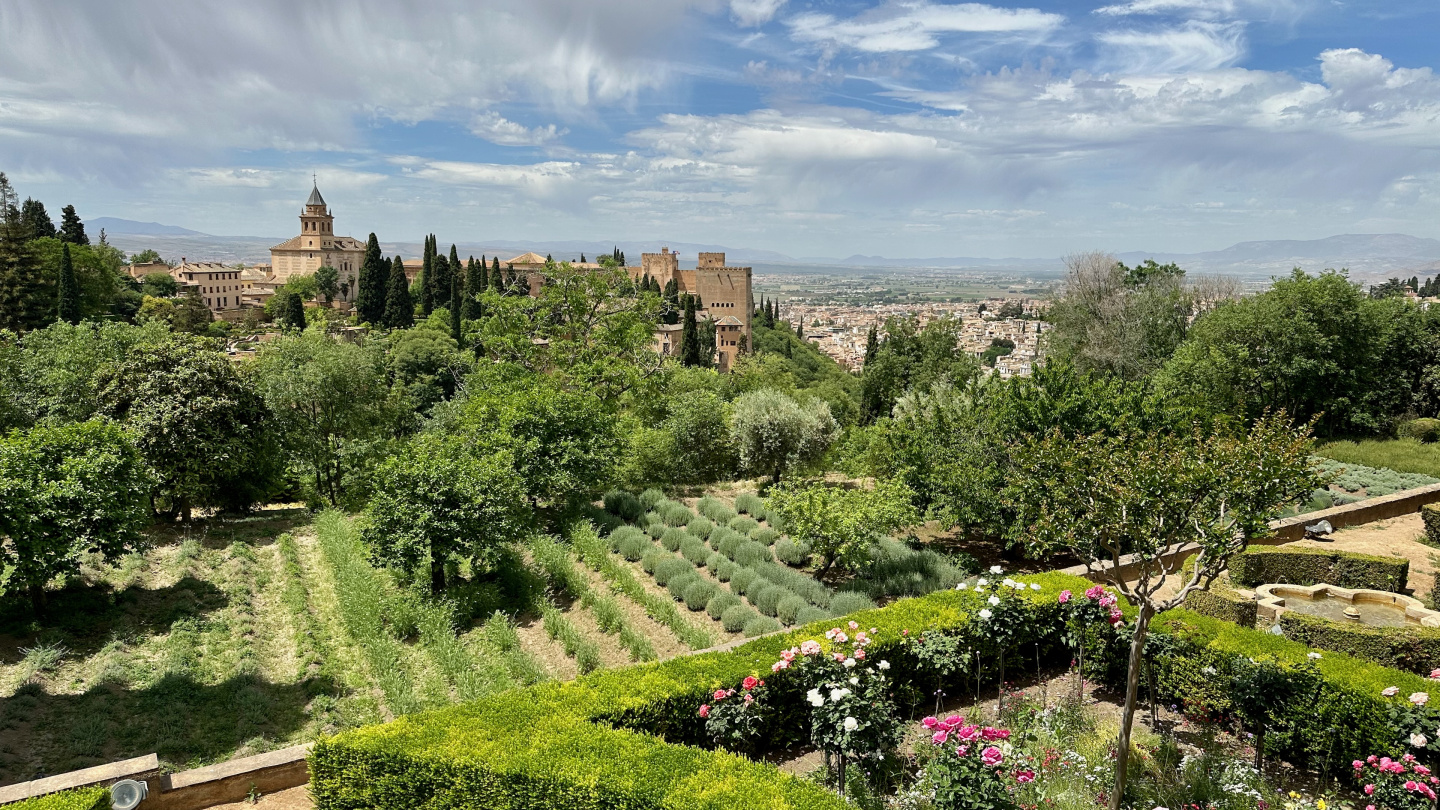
[58,205,88,245]
[796,320,804,340]
[450,265,462,343]
[680,295,700,366]
[864,325,879,367]
[56,242,80,324]
[356,233,387,324]
[579,253,586,263]
[699,319,716,368]
[490,257,503,291]
[466,257,485,320]
[445,244,461,312]
[419,235,434,316]
[383,255,414,329]
[757,295,765,320]
[285,291,306,330]
[662,278,679,325]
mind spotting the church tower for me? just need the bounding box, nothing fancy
[299,181,334,251]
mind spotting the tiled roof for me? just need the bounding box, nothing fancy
[507,252,548,265]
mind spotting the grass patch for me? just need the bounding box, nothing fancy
[1317,439,1440,481]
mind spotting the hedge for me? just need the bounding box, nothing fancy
[311,572,1089,810]
[6,787,110,810]
[1423,503,1440,549]
[1231,546,1410,592]
[1182,588,1258,628]
[1277,611,1440,676]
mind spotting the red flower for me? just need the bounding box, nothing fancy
[742,676,758,690]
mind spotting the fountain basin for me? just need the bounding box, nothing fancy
[1254,583,1440,628]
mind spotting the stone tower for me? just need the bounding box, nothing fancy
[299,181,334,251]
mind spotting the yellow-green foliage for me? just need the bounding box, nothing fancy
[1231,546,1409,592]
[1277,611,1440,676]
[1422,503,1440,549]
[7,787,110,810]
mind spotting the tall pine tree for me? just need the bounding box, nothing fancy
[419,234,434,316]
[680,295,700,366]
[463,256,484,320]
[20,199,55,240]
[0,173,43,330]
[450,265,462,343]
[383,255,414,329]
[445,244,461,313]
[355,233,387,324]
[56,242,80,324]
[863,324,879,367]
[58,205,88,245]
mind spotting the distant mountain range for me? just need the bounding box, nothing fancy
[96,218,1440,281]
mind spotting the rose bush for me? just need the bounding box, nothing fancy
[700,674,770,754]
[919,716,1023,810]
[1353,753,1439,810]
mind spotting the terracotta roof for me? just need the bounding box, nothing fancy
[506,252,548,265]
[270,236,305,251]
[717,315,743,326]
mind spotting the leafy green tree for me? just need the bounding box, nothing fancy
[1009,414,1321,810]
[729,388,838,484]
[1156,269,1431,437]
[96,333,279,520]
[386,327,472,422]
[355,233,387,325]
[0,420,150,613]
[284,291,306,330]
[680,294,700,366]
[58,205,88,245]
[1045,252,1190,380]
[129,249,164,266]
[363,434,530,593]
[55,243,79,325]
[860,315,978,422]
[767,478,918,573]
[0,174,45,331]
[19,198,55,240]
[314,265,340,303]
[247,333,393,507]
[30,237,128,321]
[457,369,623,509]
[140,271,178,298]
[664,389,735,484]
[383,255,414,329]
[0,320,170,426]
[863,324,878,367]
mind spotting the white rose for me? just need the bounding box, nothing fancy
[878,660,890,670]
[807,688,824,707]
[1412,733,1429,748]
[990,565,1003,574]
[844,717,858,732]
[1307,652,1322,660]
[843,657,857,668]
[988,595,1001,606]
[979,608,993,620]
[955,583,969,590]
[850,676,859,685]
[977,578,988,586]
[1030,583,1041,591]
[1003,578,1016,587]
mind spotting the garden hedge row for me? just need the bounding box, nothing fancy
[1422,503,1440,549]
[1277,611,1440,676]
[310,572,1089,810]
[7,787,110,810]
[1231,546,1410,592]
[1181,588,1257,628]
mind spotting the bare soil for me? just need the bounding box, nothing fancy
[1286,513,1437,598]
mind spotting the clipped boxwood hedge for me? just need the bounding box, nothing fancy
[312,572,1089,810]
[1277,611,1440,676]
[1422,503,1440,549]
[8,787,110,810]
[1182,588,1257,628]
[1231,546,1410,592]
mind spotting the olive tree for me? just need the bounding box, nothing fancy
[729,388,838,484]
[1009,413,1321,810]
[0,420,151,613]
[362,434,530,593]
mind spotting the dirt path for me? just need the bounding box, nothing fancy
[1286,513,1437,597]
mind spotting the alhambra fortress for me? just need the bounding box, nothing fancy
[127,183,754,369]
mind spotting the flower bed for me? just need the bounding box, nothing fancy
[1231,546,1411,593]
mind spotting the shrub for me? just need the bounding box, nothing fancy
[1278,611,1440,675]
[774,538,811,567]
[603,489,643,521]
[682,579,717,611]
[681,538,711,566]
[720,603,756,632]
[735,492,763,514]
[1398,417,1440,443]
[1231,547,1409,592]
[748,582,781,615]
[639,488,666,509]
[1422,503,1440,548]
[843,538,965,600]
[766,512,785,534]
[776,593,807,625]
[707,591,741,620]
[728,567,756,595]
[7,787,110,810]
[710,527,743,557]
[686,516,714,540]
[743,616,782,636]
[728,515,760,534]
[1182,588,1257,628]
[663,502,695,527]
[641,549,666,574]
[795,606,830,625]
[713,559,737,582]
[609,525,645,553]
[667,571,700,601]
[616,532,650,562]
[660,527,687,552]
[734,540,773,567]
[652,557,693,587]
[829,591,877,615]
[706,551,728,570]
[749,527,779,545]
[751,561,832,607]
[696,495,724,519]
[643,514,667,539]
[1313,456,1439,498]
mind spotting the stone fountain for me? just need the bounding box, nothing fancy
[1253,583,1440,628]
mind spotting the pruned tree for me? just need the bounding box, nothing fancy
[729,388,838,484]
[1008,413,1322,810]
[767,477,918,573]
[383,255,413,329]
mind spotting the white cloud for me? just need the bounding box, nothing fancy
[1092,0,1304,20]
[787,2,1064,53]
[1097,21,1247,72]
[469,112,567,147]
[731,0,786,27]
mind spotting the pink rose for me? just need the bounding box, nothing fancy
[1429,668,1440,680]
[1015,770,1035,784]
[942,715,963,730]
[698,704,710,718]
[932,730,949,744]
[1084,585,1104,600]
[800,640,821,655]
[957,724,982,741]
[771,662,783,672]
[1415,765,1432,776]
[713,690,727,701]
[781,649,796,662]
[1409,692,1429,705]
[1364,784,1376,796]
[849,621,859,630]
[1405,781,1419,791]
[956,745,969,757]
[855,649,866,660]
[922,716,939,729]
[835,632,848,643]
[981,746,1004,767]
[742,676,758,690]
[1354,760,1365,770]
[744,694,754,705]
[1366,805,1376,810]
[1058,590,1072,603]
[833,653,846,662]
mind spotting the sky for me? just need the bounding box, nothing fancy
[2,0,1440,258]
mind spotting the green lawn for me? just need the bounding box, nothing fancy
[1317,438,1440,480]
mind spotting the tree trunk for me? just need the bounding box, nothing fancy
[836,753,847,797]
[29,583,46,617]
[430,540,446,594]
[1110,604,1153,810]
[1147,652,1159,733]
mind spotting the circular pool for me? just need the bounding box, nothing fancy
[1254,583,1440,628]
